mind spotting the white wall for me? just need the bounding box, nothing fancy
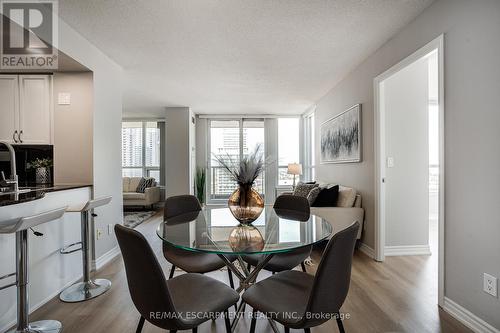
[383,55,429,247]
[53,72,93,184]
[312,0,500,328]
[57,19,123,259]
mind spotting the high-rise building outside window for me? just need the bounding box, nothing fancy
[122,121,161,183]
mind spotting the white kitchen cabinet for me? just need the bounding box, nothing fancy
[0,74,52,144]
[19,75,52,144]
[0,75,19,143]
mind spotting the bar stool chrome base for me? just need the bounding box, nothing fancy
[8,319,62,333]
[59,279,111,303]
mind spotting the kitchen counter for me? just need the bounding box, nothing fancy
[0,184,92,207]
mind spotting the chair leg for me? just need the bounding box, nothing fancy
[192,328,197,333]
[136,316,145,333]
[227,269,235,289]
[336,315,345,333]
[224,309,231,333]
[304,328,311,333]
[169,265,176,279]
[247,263,251,271]
[250,310,257,333]
[285,327,290,333]
[301,261,307,272]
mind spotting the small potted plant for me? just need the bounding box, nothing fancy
[27,158,53,184]
[195,167,206,206]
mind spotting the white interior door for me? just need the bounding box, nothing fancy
[0,75,19,143]
[382,55,431,254]
[19,75,52,144]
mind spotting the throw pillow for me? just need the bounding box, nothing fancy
[293,182,319,198]
[336,186,357,207]
[306,186,321,205]
[136,177,154,193]
[312,185,339,207]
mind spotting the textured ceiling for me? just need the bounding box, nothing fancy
[58,0,433,115]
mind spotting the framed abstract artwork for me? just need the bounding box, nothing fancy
[320,104,361,164]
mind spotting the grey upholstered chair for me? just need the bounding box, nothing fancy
[163,195,236,288]
[243,221,360,333]
[242,195,312,274]
[115,224,239,333]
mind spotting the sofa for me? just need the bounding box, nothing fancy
[285,184,364,239]
[311,192,364,240]
[122,177,161,208]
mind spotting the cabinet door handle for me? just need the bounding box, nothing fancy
[19,130,23,143]
[13,130,18,143]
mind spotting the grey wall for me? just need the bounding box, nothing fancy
[58,18,123,259]
[384,56,429,247]
[165,107,194,196]
[312,0,500,328]
[53,72,93,184]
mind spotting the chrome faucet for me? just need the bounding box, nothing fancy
[0,141,19,193]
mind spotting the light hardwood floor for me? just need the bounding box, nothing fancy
[27,212,471,333]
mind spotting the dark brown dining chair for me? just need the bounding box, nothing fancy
[163,195,236,288]
[243,221,360,333]
[115,224,239,333]
[243,195,312,274]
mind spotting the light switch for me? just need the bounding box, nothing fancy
[58,92,71,105]
[387,157,395,168]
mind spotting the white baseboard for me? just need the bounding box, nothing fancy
[444,297,500,333]
[92,246,120,271]
[358,242,375,259]
[384,244,431,256]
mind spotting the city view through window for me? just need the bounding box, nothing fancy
[122,121,161,183]
[209,118,301,200]
[278,118,300,185]
[210,120,265,198]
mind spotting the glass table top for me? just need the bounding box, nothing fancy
[156,206,333,255]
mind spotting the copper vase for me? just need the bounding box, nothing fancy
[228,184,264,224]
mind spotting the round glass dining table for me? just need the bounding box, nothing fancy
[156,206,332,255]
[156,206,333,333]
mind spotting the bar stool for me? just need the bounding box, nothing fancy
[59,196,112,302]
[0,207,67,333]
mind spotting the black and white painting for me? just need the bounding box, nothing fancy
[320,104,361,164]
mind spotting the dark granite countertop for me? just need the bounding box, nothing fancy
[0,184,92,207]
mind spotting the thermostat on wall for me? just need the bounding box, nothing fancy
[58,92,71,105]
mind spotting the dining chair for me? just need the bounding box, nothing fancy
[242,195,312,274]
[115,224,239,333]
[242,221,360,333]
[163,195,237,288]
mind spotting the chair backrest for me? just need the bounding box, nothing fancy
[164,195,201,219]
[115,224,179,329]
[273,194,310,214]
[305,221,360,320]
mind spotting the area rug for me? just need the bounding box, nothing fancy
[123,211,156,229]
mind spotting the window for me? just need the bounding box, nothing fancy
[209,119,265,199]
[303,112,315,181]
[122,121,161,183]
[278,118,300,185]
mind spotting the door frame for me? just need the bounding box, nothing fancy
[373,34,445,306]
